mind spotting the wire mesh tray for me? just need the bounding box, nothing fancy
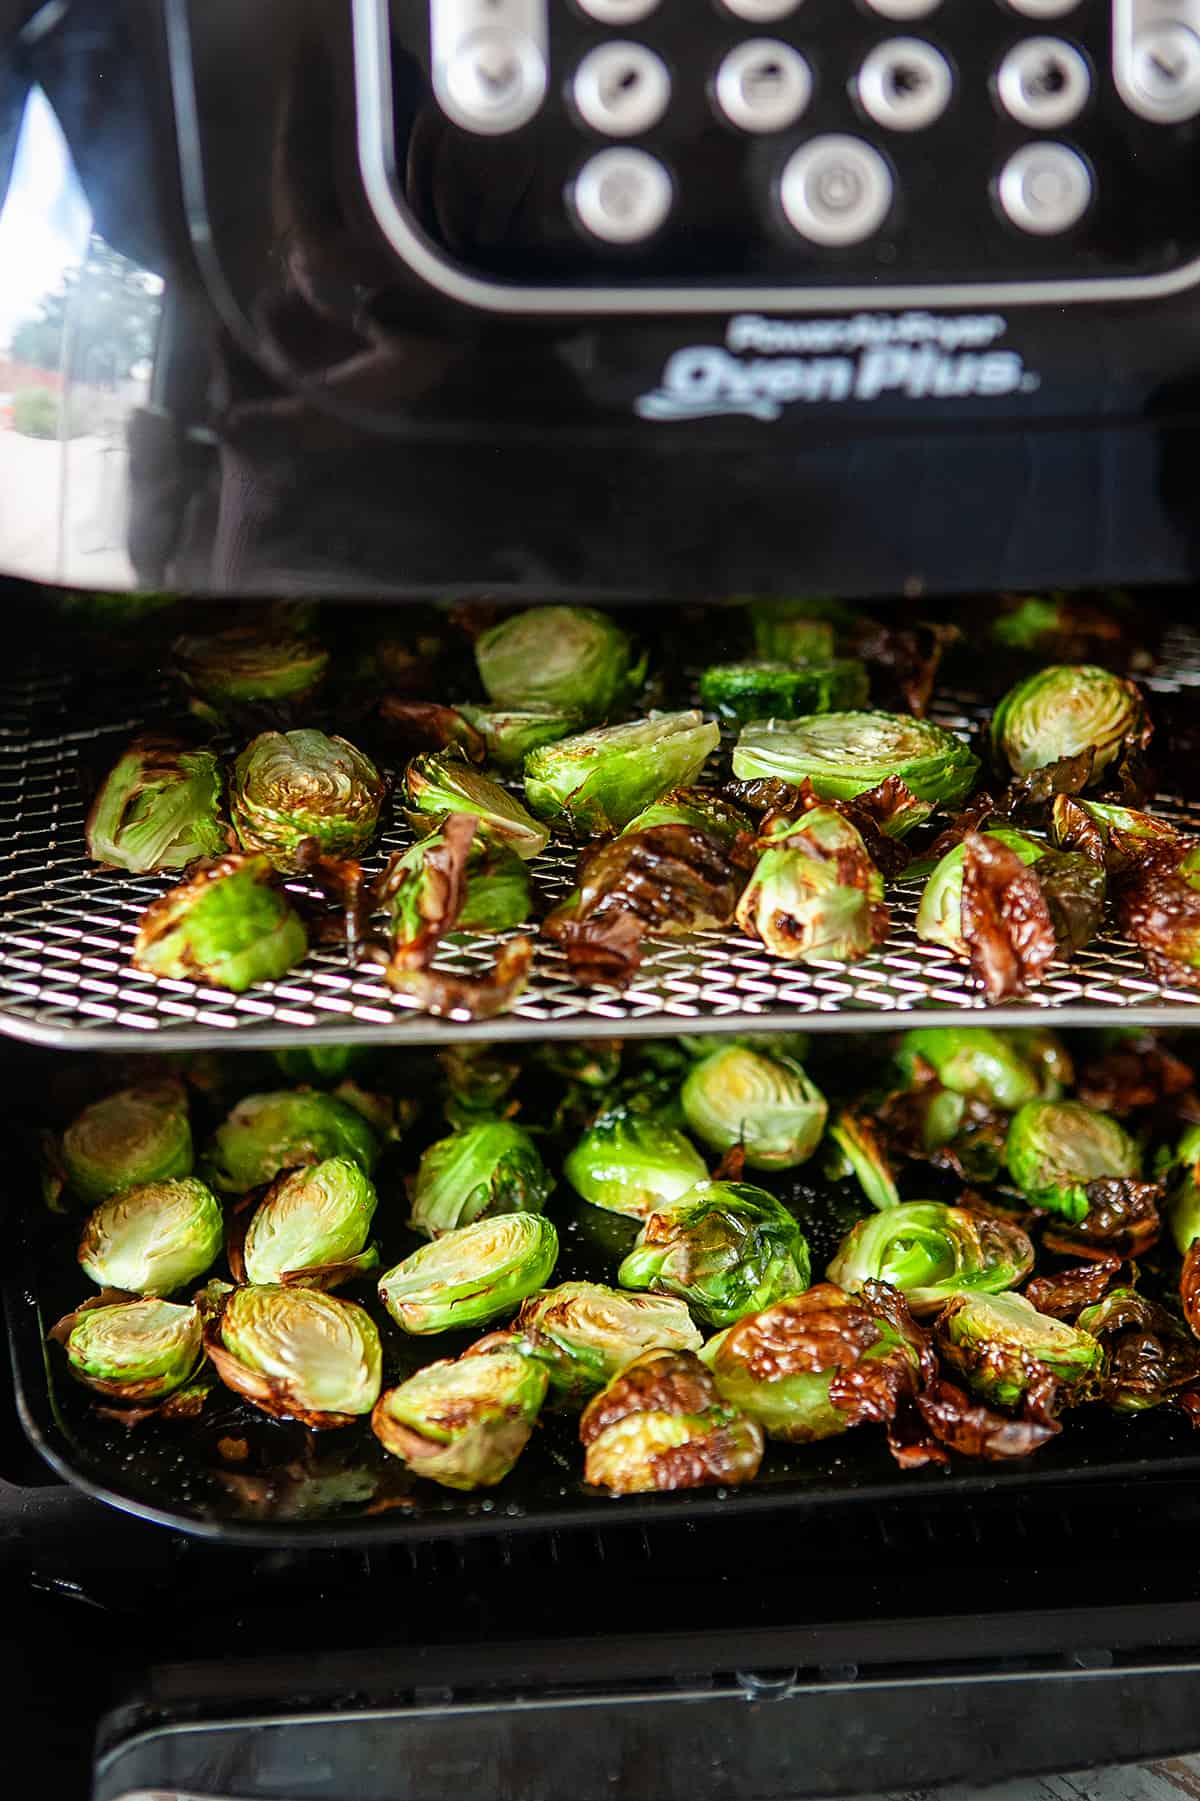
[4,638,1200,1050]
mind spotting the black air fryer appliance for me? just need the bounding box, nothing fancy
[6,3,1200,1797]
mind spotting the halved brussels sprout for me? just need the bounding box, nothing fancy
[681,1043,827,1170]
[1006,1028,1074,1099]
[457,706,579,774]
[1075,1288,1200,1413]
[699,660,869,725]
[86,736,225,873]
[895,1028,1048,1113]
[618,1181,811,1328]
[78,1177,223,1296]
[230,730,385,872]
[580,1347,763,1494]
[58,1081,193,1207]
[205,1284,382,1427]
[936,1290,1102,1410]
[1050,795,1180,861]
[735,806,888,963]
[513,1282,702,1400]
[749,599,845,663]
[732,713,979,832]
[132,854,308,993]
[405,753,550,859]
[991,664,1147,783]
[388,831,531,949]
[524,712,720,836]
[621,788,753,848]
[64,1297,204,1403]
[378,1213,559,1334]
[241,1157,379,1288]
[409,1122,552,1239]
[1005,1099,1140,1223]
[1167,1121,1200,1256]
[563,1106,708,1220]
[205,1090,380,1194]
[372,1346,548,1489]
[823,1111,901,1211]
[826,1201,1034,1316]
[475,606,645,721]
[174,623,329,710]
[914,829,1045,957]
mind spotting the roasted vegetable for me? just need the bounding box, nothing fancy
[240,1157,379,1288]
[387,829,531,952]
[1075,1288,1200,1413]
[735,806,888,963]
[681,1044,827,1170]
[914,829,1045,957]
[405,753,550,859]
[230,730,384,872]
[620,788,753,846]
[579,1347,763,1494]
[205,1090,380,1194]
[204,1283,382,1427]
[826,1201,1034,1316]
[271,1046,373,1087]
[935,1291,1101,1410]
[992,664,1148,788]
[54,1081,193,1208]
[732,713,978,833]
[1051,795,1180,868]
[409,1121,552,1239]
[513,1282,702,1399]
[86,736,224,873]
[618,1182,811,1328]
[1114,841,1200,988]
[174,622,328,716]
[378,1213,559,1334]
[563,1106,708,1220]
[1005,1099,1141,1224]
[372,1345,548,1489]
[699,660,868,725]
[475,606,645,721]
[78,1177,223,1296]
[824,1111,901,1211]
[62,1297,204,1403]
[132,854,308,992]
[896,1028,1057,1114]
[749,599,843,663]
[457,706,579,774]
[525,712,720,837]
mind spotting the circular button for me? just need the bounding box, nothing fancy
[863,0,942,18]
[442,29,547,135]
[1128,23,1200,122]
[573,148,674,242]
[1004,0,1080,17]
[780,135,894,246]
[857,38,953,131]
[577,0,661,22]
[715,40,812,133]
[997,141,1092,235]
[996,38,1090,129]
[720,0,803,19]
[574,42,671,136]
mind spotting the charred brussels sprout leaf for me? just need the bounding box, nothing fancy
[681,1044,827,1170]
[896,1028,1052,1114]
[230,730,384,872]
[174,623,329,714]
[64,1297,204,1403]
[935,1291,1101,1411]
[564,1106,708,1220]
[372,1346,548,1489]
[824,1111,902,1211]
[409,1122,552,1239]
[524,712,720,837]
[1075,1288,1200,1413]
[205,1285,382,1427]
[205,1089,380,1194]
[617,1182,811,1328]
[241,1157,379,1288]
[915,829,1045,957]
[87,736,225,873]
[699,660,869,725]
[735,806,888,963]
[405,753,550,859]
[78,1177,223,1296]
[992,664,1148,786]
[514,1282,702,1400]
[476,606,645,721]
[579,1347,763,1494]
[621,788,753,847]
[1051,795,1180,869]
[826,1201,1034,1316]
[386,828,531,962]
[1114,841,1200,987]
[732,712,978,833]
[378,1213,559,1334]
[133,854,308,993]
[57,1081,193,1207]
[1005,1099,1141,1223]
[457,706,579,773]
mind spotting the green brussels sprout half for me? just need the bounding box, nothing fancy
[1005,1029,1074,1099]
[732,712,979,832]
[389,831,531,947]
[524,712,720,836]
[1167,1122,1200,1256]
[86,736,225,873]
[823,1111,901,1211]
[991,664,1146,783]
[935,1290,1102,1411]
[826,1201,1034,1316]
[230,730,385,872]
[895,1027,1048,1113]
[1004,1099,1140,1223]
[378,1213,559,1334]
[749,599,848,662]
[372,1346,548,1490]
[513,1281,702,1400]
[241,1157,379,1288]
[1050,795,1180,858]
[78,1177,223,1296]
[64,1297,204,1403]
[271,1046,373,1086]
[988,594,1065,652]
[206,1285,382,1427]
[735,807,888,963]
[132,854,308,993]
[1075,1288,1200,1413]
[617,1181,811,1328]
[457,706,579,773]
[563,1106,708,1220]
[681,1043,827,1170]
[58,1081,193,1207]
[405,753,550,859]
[580,1347,764,1494]
[174,624,329,710]
[699,660,869,725]
[204,1089,380,1194]
[914,829,1045,956]
[475,606,645,721]
[409,1121,552,1239]
[621,788,753,848]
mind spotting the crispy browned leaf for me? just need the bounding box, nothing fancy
[720,777,799,817]
[772,777,911,879]
[385,935,534,1020]
[1077,1039,1195,1117]
[916,1378,1060,1460]
[547,911,645,990]
[924,791,1007,865]
[381,813,478,975]
[293,839,377,954]
[575,825,742,935]
[376,699,486,764]
[1036,850,1106,955]
[1041,1179,1162,1259]
[1182,1240,1200,1338]
[1115,845,1200,990]
[579,1349,722,1447]
[1024,1256,1124,1321]
[960,831,1057,999]
[852,619,959,718]
[1003,746,1097,814]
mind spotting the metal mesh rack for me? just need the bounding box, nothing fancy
[3,635,1200,1049]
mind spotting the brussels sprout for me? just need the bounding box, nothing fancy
[824,1111,901,1211]
[735,806,888,963]
[133,854,308,992]
[405,753,550,859]
[935,1291,1102,1411]
[618,1182,811,1328]
[1004,1099,1140,1224]
[272,1046,373,1086]
[914,829,1045,956]
[78,1177,223,1296]
[1075,1288,1200,1413]
[174,623,329,711]
[1006,1029,1074,1099]
[439,1045,523,1128]
[513,1281,702,1399]
[86,737,225,873]
[205,1284,382,1427]
[230,730,385,872]
[409,1122,552,1239]
[749,599,847,663]
[475,606,645,721]
[57,1082,193,1207]
[580,1347,764,1494]
[988,594,1066,652]
[699,660,869,725]
[372,1346,548,1489]
[524,712,720,836]
[895,1028,1048,1113]
[826,1201,1034,1316]
[681,1044,827,1170]
[457,706,579,773]
[378,1213,559,1334]
[63,1297,204,1403]
[621,788,753,848]
[1050,795,1180,860]
[991,664,1147,784]
[204,1090,380,1194]
[564,1106,708,1220]
[699,1282,928,1442]
[732,713,979,832]
[241,1157,379,1288]
[388,831,531,951]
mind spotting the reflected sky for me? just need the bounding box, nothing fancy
[0,87,91,350]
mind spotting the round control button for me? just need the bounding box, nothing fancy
[577,0,661,22]
[442,29,547,135]
[996,37,1090,129]
[715,40,812,133]
[1005,0,1080,17]
[780,135,894,246]
[863,0,942,19]
[857,38,953,131]
[573,147,674,242]
[997,141,1092,235]
[720,0,803,20]
[1128,23,1200,122]
[574,42,671,136]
